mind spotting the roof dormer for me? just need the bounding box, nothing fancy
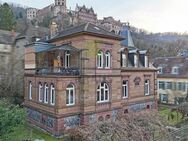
[172,66,179,74]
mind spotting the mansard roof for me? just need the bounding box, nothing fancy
[49,23,124,42]
[153,56,188,78]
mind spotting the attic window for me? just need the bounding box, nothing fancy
[158,67,163,74]
[172,67,179,74]
[94,27,100,31]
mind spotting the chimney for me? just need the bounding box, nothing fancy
[50,22,58,38]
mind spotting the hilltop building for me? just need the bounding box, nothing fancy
[75,4,97,24]
[154,57,188,104]
[26,0,67,21]
[24,23,157,135]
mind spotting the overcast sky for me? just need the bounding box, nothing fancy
[2,0,188,33]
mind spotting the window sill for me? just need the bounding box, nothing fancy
[123,96,128,99]
[97,101,110,104]
[66,104,75,107]
[145,94,150,96]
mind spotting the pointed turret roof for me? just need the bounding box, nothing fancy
[120,23,135,48]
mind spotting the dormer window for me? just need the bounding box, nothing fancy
[144,55,149,67]
[158,67,163,74]
[134,54,138,67]
[122,53,127,67]
[172,67,179,74]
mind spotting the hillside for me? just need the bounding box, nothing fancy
[131,27,188,58]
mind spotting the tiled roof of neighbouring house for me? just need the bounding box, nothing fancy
[0,30,19,45]
[153,56,188,78]
[48,22,124,42]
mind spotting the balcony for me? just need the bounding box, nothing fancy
[33,43,82,76]
[36,67,80,76]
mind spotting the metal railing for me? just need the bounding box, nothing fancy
[36,67,80,76]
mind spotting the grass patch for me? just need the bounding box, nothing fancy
[159,108,183,125]
[6,125,62,141]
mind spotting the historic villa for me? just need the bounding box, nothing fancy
[24,23,157,136]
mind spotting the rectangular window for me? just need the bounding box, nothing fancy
[177,82,186,91]
[144,56,148,67]
[29,82,32,100]
[122,80,128,98]
[122,54,126,67]
[144,80,150,96]
[166,82,172,89]
[172,67,179,74]
[158,81,165,90]
[134,54,138,67]
[159,93,168,103]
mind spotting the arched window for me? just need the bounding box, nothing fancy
[65,51,70,68]
[97,51,103,68]
[66,84,75,106]
[44,83,49,104]
[29,81,32,100]
[38,82,43,102]
[105,51,111,68]
[122,80,128,98]
[97,82,109,103]
[50,84,55,105]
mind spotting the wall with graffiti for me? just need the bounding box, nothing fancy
[64,115,80,129]
[27,108,55,129]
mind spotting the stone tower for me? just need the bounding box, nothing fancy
[55,0,66,7]
[54,0,67,16]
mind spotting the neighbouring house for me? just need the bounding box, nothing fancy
[24,23,157,136]
[0,30,14,80]
[153,56,188,105]
[0,30,26,96]
[26,0,67,21]
[26,8,38,20]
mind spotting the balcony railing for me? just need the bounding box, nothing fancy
[36,67,80,76]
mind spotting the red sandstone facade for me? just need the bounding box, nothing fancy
[24,23,157,136]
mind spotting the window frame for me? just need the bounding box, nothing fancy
[144,80,150,96]
[105,51,111,68]
[65,51,70,68]
[29,81,32,100]
[158,67,163,74]
[134,54,138,67]
[122,80,128,98]
[66,84,75,106]
[38,83,43,102]
[97,50,104,68]
[97,82,109,103]
[122,53,127,67]
[144,55,148,67]
[50,84,55,106]
[172,67,179,74]
[44,83,49,104]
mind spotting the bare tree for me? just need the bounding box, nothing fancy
[69,111,170,141]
